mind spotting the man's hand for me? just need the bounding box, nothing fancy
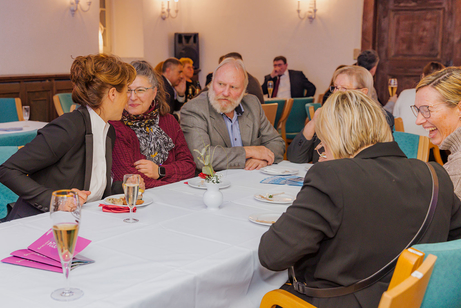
[175,78,186,97]
[244,146,275,165]
[71,188,91,205]
[134,159,159,179]
[244,158,268,170]
[270,68,278,79]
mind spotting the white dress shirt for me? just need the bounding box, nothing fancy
[86,106,110,202]
[276,70,291,99]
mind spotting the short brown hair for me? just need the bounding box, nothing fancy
[273,56,287,64]
[317,91,392,159]
[422,61,445,77]
[70,54,135,109]
[219,52,243,63]
[162,58,182,73]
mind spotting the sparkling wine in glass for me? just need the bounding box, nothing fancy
[22,106,30,121]
[123,174,140,223]
[50,190,83,301]
[267,81,274,98]
[388,78,398,97]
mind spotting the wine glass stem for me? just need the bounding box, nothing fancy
[129,206,133,223]
[62,260,73,295]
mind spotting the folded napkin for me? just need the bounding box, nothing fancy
[99,204,137,213]
[260,176,304,187]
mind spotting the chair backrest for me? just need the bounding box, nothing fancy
[260,289,316,308]
[53,93,74,116]
[413,239,461,308]
[69,103,80,113]
[317,93,324,104]
[395,117,404,132]
[305,103,321,121]
[378,253,437,308]
[285,97,314,137]
[393,131,430,162]
[268,99,287,129]
[0,98,23,123]
[429,142,444,166]
[261,103,278,127]
[0,130,38,147]
[0,146,20,219]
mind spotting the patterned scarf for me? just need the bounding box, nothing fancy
[122,101,174,165]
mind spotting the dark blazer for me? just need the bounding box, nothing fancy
[262,69,316,98]
[259,142,461,308]
[162,75,183,113]
[0,107,117,220]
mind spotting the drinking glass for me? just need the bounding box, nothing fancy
[22,106,30,121]
[50,190,83,301]
[267,81,274,98]
[123,174,140,223]
[388,78,398,97]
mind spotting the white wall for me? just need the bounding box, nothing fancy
[0,0,363,94]
[0,0,99,75]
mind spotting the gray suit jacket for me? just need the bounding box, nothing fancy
[180,92,285,171]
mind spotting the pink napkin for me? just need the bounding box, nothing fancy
[99,204,137,213]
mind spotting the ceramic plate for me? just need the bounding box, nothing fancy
[103,194,153,207]
[248,213,282,226]
[260,166,299,176]
[254,193,295,204]
[187,178,231,189]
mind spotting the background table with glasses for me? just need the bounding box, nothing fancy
[0,161,311,307]
[0,121,47,146]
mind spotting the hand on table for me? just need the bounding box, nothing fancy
[134,159,159,180]
[245,158,268,170]
[244,146,275,165]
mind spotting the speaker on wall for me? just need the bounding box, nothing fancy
[174,33,199,69]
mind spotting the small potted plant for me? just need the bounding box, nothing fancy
[194,144,223,209]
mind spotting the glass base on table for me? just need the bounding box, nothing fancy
[51,288,83,301]
[123,218,139,223]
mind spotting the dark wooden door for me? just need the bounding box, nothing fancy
[362,0,461,104]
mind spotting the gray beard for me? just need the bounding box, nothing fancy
[208,85,244,114]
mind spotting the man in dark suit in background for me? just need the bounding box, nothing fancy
[262,56,316,99]
[161,58,185,114]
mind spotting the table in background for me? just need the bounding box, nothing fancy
[0,161,311,308]
[0,121,47,146]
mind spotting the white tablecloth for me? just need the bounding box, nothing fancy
[0,161,312,308]
[0,121,47,134]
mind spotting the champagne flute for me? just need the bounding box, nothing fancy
[50,190,83,301]
[123,174,140,223]
[267,81,274,99]
[22,106,30,127]
[388,78,398,97]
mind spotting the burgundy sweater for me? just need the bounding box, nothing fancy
[110,113,195,188]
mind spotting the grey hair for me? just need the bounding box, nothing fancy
[212,57,249,90]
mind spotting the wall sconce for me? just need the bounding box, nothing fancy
[297,0,317,22]
[161,0,179,20]
[70,0,92,16]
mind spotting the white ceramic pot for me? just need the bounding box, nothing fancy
[203,182,223,210]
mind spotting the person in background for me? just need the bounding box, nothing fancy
[393,61,445,136]
[0,54,136,221]
[179,57,201,102]
[161,58,185,115]
[357,49,398,112]
[204,52,265,104]
[259,90,461,308]
[111,60,195,188]
[321,64,347,104]
[154,61,164,74]
[262,56,316,99]
[288,65,393,163]
[181,58,285,171]
[414,67,461,198]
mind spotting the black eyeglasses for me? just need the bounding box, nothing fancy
[127,86,154,96]
[315,142,327,159]
[410,105,431,118]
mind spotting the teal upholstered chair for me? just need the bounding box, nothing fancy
[285,97,314,141]
[53,93,74,116]
[305,102,321,121]
[0,130,38,146]
[0,146,20,219]
[393,131,430,162]
[0,98,23,123]
[413,239,461,308]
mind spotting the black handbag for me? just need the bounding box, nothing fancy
[290,162,439,298]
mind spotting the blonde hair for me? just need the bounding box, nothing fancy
[179,57,193,66]
[416,66,461,108]
[333,66,374,96]
[316,91,393,159]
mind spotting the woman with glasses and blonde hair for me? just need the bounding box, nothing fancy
[259,90,461,308]
[287,65,393,163]
[413,66,461,198]
[110,60,195,189]
[0,54,136,220]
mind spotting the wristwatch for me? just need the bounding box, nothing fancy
[158,166,166,179]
